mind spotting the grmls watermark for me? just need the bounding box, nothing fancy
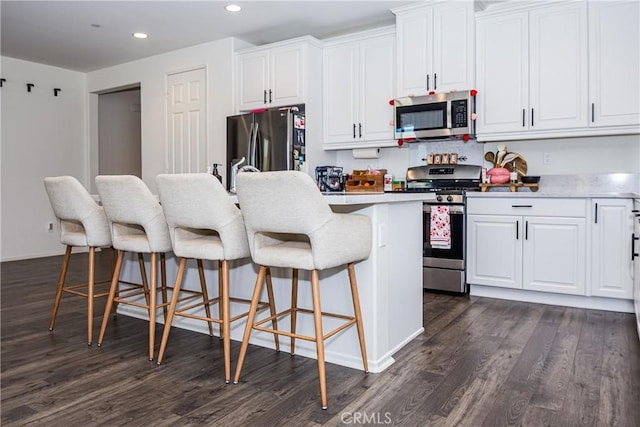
[340,411,393,425]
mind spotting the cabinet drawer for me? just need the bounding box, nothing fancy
[467,198,587,217]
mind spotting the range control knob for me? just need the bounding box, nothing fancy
[447,195,454,202]
[436,195,443,202]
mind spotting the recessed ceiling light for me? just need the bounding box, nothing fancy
[225,4,242,12]
[132,32,148,39]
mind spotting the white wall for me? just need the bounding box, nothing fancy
[98,88,141,176]
[482,135,640,175]
[86,37,243,193]
[0,57,87,261]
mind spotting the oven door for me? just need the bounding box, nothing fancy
[423,204,465,270]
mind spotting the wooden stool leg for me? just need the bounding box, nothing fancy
[138,253,151,313]
[265,268,280,352]
[310,269,328,410]
[233,266,266,384]
[49,245,72,331]
[160,253,168,320]
[98,250,125,346]
[221,260,231,383]
[157,257,187,364]
[198,259,214,336]
[348,263,368,373]
[290,268,299,355]
[87,247,96,346]
[148,253,158,361]
[218,263,224,339]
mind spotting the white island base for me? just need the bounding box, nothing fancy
[114,193,432,373]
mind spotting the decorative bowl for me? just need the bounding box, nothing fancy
[521,176,541,184]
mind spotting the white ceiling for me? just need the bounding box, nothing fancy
[1,0,415,72]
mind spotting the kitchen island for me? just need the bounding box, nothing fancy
[114,192,434,373]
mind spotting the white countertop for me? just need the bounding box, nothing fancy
[467,191,637,199]
[228,191,435,205]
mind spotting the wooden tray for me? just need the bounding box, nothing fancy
[480,182,539,192]
[346,169,386,193]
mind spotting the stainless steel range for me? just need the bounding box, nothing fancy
[396,164,482,294]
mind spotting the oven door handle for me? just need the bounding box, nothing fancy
[424,205,465,214]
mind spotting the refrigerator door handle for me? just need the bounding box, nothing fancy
[286,110,293,170]
[249,122,258,168]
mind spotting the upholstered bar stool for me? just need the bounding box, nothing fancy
[233,170,371,409]
[95,175,172,361]
[44,176,113,346]
[155,173,278,383]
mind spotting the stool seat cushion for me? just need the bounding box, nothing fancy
[156,173,250,261]
[236,171,372,271]
[44,176,112,248]
[96,175,172,254]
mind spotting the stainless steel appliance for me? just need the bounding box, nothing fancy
[226,105,305,191]
[632,201,640,339]
[393,90,476,141]
[395,164,482,294]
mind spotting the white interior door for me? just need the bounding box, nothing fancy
[167,68,207,173]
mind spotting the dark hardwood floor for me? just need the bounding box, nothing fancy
[2,250,639,426]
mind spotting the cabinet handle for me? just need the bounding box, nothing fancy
[594,203,598,224]
[353,123,356,139]
[632,210,640,213]
[359,123,362,138]
[525,221,529,240]
[434,73,437,90]
[263,90,267,104]
[516,220,519,240]
[426,75,430,91]
[522,109,526,127]
[531,108,534,127]
[632,233,639,261]
[269,89,272,103]
[591,103,595,122]
[511,205,532,208]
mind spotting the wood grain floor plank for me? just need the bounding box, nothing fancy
[2,253,639,427]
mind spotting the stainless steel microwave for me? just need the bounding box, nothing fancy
[393,90,476,140]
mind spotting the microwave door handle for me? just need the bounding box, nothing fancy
[446,100,452,129]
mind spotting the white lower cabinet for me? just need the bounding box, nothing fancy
[590,198,634,298]
[467,198,587,295]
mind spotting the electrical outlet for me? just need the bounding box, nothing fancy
[47,222,54,232]
[543,152,552,165]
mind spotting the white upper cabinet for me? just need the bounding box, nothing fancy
[588,1,640,127]
[237,39,320,110]
[394,1,474,97]
[476,0,639,141]
[476,1,588,136]
[322,28,396,149]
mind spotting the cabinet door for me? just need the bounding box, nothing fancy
[238,50,269,109]
[270,45,304,107]
[358,35,395,142]
[591,199,633,298]
[476,12,529,134]
[395,7,432,97]
[432,1,474,93]
[467,214,522,289]
[589,1,640,127]
[323,44,359,144]
[523,217,586,295]
[529,2,588,130]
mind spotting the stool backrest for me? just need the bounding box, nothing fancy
[44,176,111,247]
[236,171,333,236]
[95,175,171,253]
[156,173,249,260]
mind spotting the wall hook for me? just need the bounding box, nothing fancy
[0,78,5,88]
[53,88,61,96]
[26,83,34,92]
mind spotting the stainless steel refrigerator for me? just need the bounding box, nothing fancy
[226,104,305,191]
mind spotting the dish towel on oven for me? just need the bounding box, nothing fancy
[430,205,451,249]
